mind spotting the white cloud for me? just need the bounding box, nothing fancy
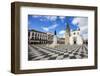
[59,16,65,19]
[32,15,57,21]
[72,17,88,26]
[80,26,88,33]
[49,24,58,29]
[40,18,45,21]
[57,30,65,38]
[72,17,88,39]
[44,16,57,21]
[59,30,65,34]
[42,27,49,31]
[41,24,58,31]
[82,34,88,40]
[59,16,66,22]
[72,18,80,25]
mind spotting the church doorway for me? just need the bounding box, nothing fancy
[73,37,77,44]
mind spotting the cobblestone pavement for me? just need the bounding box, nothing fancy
[28,44,88,61]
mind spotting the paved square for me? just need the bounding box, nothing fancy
[28,44,88,61]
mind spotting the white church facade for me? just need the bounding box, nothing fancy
[65,23,83,45]
[69,30,83,45]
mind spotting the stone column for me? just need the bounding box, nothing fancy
[53,35,57,45]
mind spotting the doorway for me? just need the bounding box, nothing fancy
[73,37,77,44]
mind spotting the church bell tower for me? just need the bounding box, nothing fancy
[65,23,70,45]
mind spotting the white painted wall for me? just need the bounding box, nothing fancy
[70,30,83,45]
[0,0,100,76]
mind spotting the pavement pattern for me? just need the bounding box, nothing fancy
[28,44,88,61]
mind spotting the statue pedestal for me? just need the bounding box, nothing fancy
[52,35,57,45]
[47,35,58,48]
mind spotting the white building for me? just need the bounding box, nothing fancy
[65,24,83,45]
[28,30,53,44]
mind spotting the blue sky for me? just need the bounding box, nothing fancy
[28,15,88,39]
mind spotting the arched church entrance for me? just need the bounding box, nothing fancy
[73,37,77,44]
